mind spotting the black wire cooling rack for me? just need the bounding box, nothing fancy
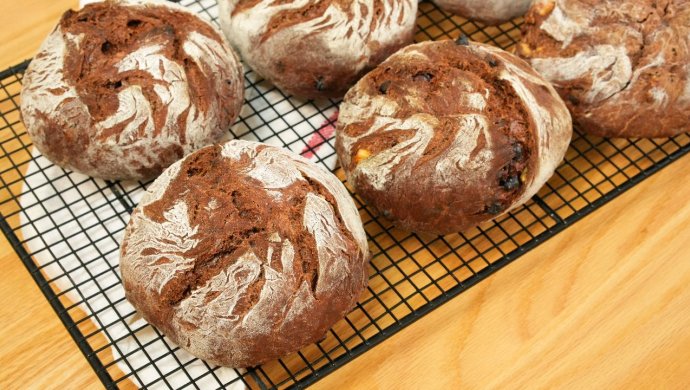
[2,1,690,389]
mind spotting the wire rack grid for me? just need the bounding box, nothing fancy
[2,0,690,389]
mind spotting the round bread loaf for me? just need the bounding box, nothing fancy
[217,0,418,99]
[336,39,572,235]
[434,0,533,25]
[518,0,690,138]
[20,0,244,181]
[120,140,370,367]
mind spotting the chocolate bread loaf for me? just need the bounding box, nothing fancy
[217,0,418,99]
[20,0,245,180]
[336,39,572,234]
[120,140,370,367]
[434,0,533,25]
[518,0,690,138]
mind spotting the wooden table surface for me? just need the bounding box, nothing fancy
[1,1,690,389]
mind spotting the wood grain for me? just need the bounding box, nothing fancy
[0,245,99,390]
[0,2,101,389]
[0,0,77,69]
[314,154,690,390]
[1,1,690,389]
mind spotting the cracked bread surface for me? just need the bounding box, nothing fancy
[217,0,418,99]
[20,0,244,180]
[336,40,572,234]
[519,0,690,137]
[120,140,369,368]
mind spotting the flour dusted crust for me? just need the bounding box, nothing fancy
[434,0,533,25]
[20,0,244,180]
[336,40,572,234]
[120,140,370,368]
[519,0,690,138]
[217,0,418,99]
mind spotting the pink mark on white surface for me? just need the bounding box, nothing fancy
[301,111,339,158]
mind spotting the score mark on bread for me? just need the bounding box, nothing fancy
[120,140,370,368]
[217,0,418,99]
[336,40,572,234]
[20,0,245,180]
[519,0,690,137]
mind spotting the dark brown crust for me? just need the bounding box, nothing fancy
[223,0,416,99]
[266,37,391,99]
[21,1,244,180]
[121,143,368,367]
[141,145,348,311]
[337,40,540,234]
[264,2,413,99]
[60,3,229,133]
[261,0,348,42]
[519,0,690,138]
